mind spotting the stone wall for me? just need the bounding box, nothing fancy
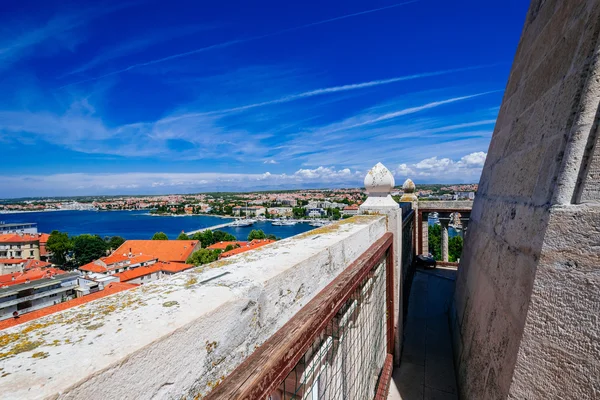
[452,1,600,399]
[0,216,387,400]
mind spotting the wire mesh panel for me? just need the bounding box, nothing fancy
[270,258,387,400]
[204,232,394,400]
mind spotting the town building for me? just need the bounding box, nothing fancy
[79,253,158,275]
[454,191,475,200]
[342,204,359,216]
[0,259,27,275]
[0,271,79,320]
[0,282,137,330]
[207,241,248,250]
[112,240,200,263]
[305,208,325,218]
[0,222,38,235]
[232,206,266,217]
[0,233,40,260]
[266,207,293,217]
[116,261,193,285]
[219,239,276,259]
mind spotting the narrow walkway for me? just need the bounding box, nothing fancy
[388,267,458,400]
[185,221,236,235]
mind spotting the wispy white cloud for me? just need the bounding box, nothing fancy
[59,1,423,88]
[59,25,214,78]
[155,74,498,128]
[395,152,487,182]
[0,151,487,197]
[0,167,365,197]
[263,159,278,164]
[312,91,499,135]
[0,3,136,70]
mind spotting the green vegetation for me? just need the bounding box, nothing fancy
[326,208,341,220]
[292,207,305,219]
[448,236,463,262]
[428,224,463,261]
[186,248,222,266]
[106,236,125,250]
[72,234,109,266]
[224,244,240,252]
[428,225,442,260]
[151,232,169,240]
[46,231,126,269]
[46,230,72,266]
[247,229,267,241]
[176,232,190,240]
[190,230,236,248]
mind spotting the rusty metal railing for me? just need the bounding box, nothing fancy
[205,232,395,400]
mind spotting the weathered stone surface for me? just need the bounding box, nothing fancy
[0,216,387,400]
[452,1,600,399]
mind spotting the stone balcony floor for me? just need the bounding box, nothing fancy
[388,266,458,400]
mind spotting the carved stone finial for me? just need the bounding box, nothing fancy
[402,178,416,193]
[400,178,418,204]
[364,162,395,195]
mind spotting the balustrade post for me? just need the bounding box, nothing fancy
[359,162,403,365]
[439,213,451,262]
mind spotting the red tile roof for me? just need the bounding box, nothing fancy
[220,239,276,258]
[0,234,40,243]
[343,204,359,210]
[0,267,66,287]
[79,253,158,273]
[24,260,52,270]
[116,261,193,282]
[207,241,248,250]
[159,261,194,274]
[113,240,199,263]
[0,282,138,331]
[0,258,27,264]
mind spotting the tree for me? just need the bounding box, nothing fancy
[332,208,341,220]
[247,229,267,241]
[73,234,108,266]
[267,234,278,241]
[224,244,240,252]
[46,230,72,266]
[177,232,190,240]
[186,249,221,266]
[213,230,236,243]
[107,236,125,250]
[264,209,271,219]
[428,224,442,261]
[292,207,305,219]
[449,236,464,262]
[152,232,169,240]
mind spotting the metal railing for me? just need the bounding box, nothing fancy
[205,233,395,400]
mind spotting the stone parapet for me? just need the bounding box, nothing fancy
[0,216,387,400]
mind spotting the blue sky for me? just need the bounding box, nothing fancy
[0,0,528,197]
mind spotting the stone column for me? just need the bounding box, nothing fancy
[460,214,470,239]
[359,162,403,365]
[439,213,451,262]
[421,212,429,255]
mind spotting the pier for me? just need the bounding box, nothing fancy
[185,221,237,235]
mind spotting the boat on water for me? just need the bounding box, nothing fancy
[309,220,328,227]
[231,219,255,227]
[272,219,297,226]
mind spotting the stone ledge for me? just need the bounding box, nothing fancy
[0,216,387,400]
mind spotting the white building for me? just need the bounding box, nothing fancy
[0,272,80,320]
[342,205,360,216]
[0,222,38,235]
[306,208,326,218]
[232,206,266,217]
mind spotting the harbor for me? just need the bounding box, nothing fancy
[185,218,331,235]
